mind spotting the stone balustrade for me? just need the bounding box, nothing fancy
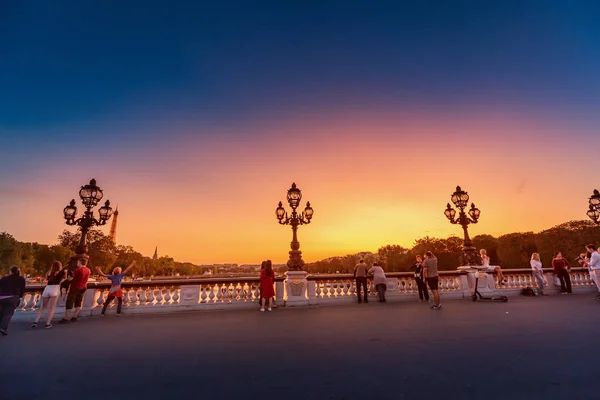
[14,268,597,320]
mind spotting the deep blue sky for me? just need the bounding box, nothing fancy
[2,1,600,260]
[1,1,599,134]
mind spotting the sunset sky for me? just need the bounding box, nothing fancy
[1,2,599,264]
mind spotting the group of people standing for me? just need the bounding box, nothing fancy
[0,256,137,335]
[530,244,600,297]
[354,251,442,310]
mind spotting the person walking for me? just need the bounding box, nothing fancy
[354,259,369,303]
[31,261,66,329]
[59,257,90,324]
[422,251,441,310]
[411,256,429,302]
[369,262,387,302]
[0,266,26,335]
[260,260,275,312]
[583,244,600,299]
[96,261,136,316]
[552,251,572,294]
[530,253,547,296]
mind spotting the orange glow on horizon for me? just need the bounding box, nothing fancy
[1,112,592,265]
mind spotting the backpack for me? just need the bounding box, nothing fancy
[521,287,535,296]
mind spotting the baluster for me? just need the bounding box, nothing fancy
[138,287,147,305]
[155,287,164,305]
[172,287,180,304]
[342,281,349,297]
[25,293,36,311]
[216,284,224,303]
[128,288,138,306]
[335,283,342,297]
[228,283,235,302]
[97,289,106,308]
[146,288,155,305]
[315,281,322,298]
[122,288,130,307]
[18,295,27,310]
[207,284,215,303]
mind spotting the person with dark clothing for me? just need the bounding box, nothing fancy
[0,266,26,335]
[354,259,369,303]
[60,270,74,295]
[423,251,441,310]
[411,256,429,302]
[552,252,572,294]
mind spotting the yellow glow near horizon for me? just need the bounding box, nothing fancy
[0,113,593,265]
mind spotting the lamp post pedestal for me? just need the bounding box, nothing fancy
[460,246,482,267]
[284,270,308,306]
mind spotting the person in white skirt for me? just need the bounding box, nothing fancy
[31,261,66,329]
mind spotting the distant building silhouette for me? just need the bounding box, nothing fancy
[152,246,158,260]
[109,206,119,244]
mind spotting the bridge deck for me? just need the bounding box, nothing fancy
[1,294,598,400]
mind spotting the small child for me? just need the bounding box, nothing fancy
[96,261,136,316]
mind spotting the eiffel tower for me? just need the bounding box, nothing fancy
[109,206,119,244]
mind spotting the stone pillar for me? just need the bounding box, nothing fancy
[180,285,200,306]
[284,270,308,306]
[275,281,285,305]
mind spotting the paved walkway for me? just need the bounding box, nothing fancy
[1,295,599,400]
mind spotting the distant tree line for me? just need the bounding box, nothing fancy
[0,229,210,277]
[2,220,599,277]
[305,220,600,273]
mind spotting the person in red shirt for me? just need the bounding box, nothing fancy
[59,257,90,323]
[552,251,572,294]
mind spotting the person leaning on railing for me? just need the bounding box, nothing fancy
[552,252,572,294]
[529,253,547,296]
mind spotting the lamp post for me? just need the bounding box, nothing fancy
[587,189,600,224]
[275,183,313,306]
[444,186,482,266]
[63,179,114,256]
[275,183,314,271]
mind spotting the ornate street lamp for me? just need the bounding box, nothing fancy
[275,183,314,271]
[63,179,114,256]
[587,189,600,224]
[444,186,481,266]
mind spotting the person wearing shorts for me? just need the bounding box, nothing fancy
[96,261,136,316]
[423,251,441,310]
[59,257,90,324]
[31,261,66,329]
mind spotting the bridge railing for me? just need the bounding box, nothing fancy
[15,268,596,317]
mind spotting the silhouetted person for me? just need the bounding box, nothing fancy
[0,266,26,335]
[354,259,369,303]
[411,255,429,302]
[423,251,441,310]
[369,262,387,302]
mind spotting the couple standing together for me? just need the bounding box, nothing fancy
[412,252,442,310]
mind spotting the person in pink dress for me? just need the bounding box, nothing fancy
[260,260,275,312]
